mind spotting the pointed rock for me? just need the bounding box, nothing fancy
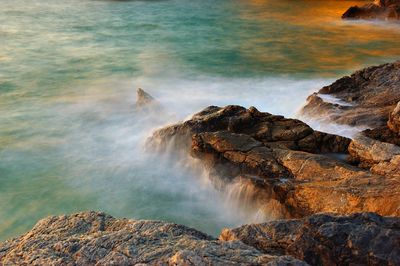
[136,88,156,109]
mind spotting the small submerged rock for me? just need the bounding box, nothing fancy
[342,0,400,20]
[136,88,157,110]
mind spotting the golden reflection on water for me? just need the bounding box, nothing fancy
[237,0,400,75]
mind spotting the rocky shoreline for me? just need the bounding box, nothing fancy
[342,0,400,21]
[0,211,398,265]
[1,61,399,265]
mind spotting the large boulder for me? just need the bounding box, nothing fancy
[220,212,400,266]
[342,0,400,20]
[0,211,305,266]
[149,105,399,218]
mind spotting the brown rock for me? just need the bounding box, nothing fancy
[388,101,400,133]
[348,134,400,184]
[220,212,400,266]
[149,105,399,218]
[301,61,400,128]
[0,211,306,266]
[342,0,400,20]
[363,125,400,146]
[349,134,400,166]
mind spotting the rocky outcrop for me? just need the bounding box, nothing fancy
[348,134,400,178]
[1,211,398,266]
[220,212,400,266]
[0,211,305,266]
[342,0,400,20]
[301,61,400,129]
[301,61,400,179]
[149,105,399,218]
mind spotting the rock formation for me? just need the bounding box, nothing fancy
[0,211,305,266]
[220,212,400,266]
[301,60,400,179]
[1,211,398,266]
[342,0,400,20]
[136,88,157,109]
[149,105,399,218]
[301,60,400,129]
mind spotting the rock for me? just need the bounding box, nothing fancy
[349,134,400,166]
[220,212,400,266]
[301,61,400,128]
[363,125,400,146]
[149,105,399,218]
[0,211,306,266]
[371,155,400,177]
[342,0,400,20]
[3,211,398,266]
[348,134,400,180]
[388,101,400,133]
[136,88,157,109]
[150,105,350,154]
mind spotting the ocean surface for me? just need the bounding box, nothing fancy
[1,0,400,240]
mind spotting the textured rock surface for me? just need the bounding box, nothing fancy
[342,0,400,20]
[348,134,400,180]
[0,211,306,266]
[363,125,400,146]
[150,105,399,218]
[301,61,400,129]
[2,212,399,266]
[388,101,400,133]
[220,212,400,266]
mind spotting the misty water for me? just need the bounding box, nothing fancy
[1,0,400,241]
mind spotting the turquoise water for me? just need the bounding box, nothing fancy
[1,0,400,241]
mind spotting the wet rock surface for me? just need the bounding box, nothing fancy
[301,61,400,129]
[150,105,399,218]
[301,61,400,182]
[0,211,305,266]
[342,0,400,20]
[221,212,400,266]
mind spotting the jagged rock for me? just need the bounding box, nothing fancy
[220,212,400,266]
[371,155,400,177]
[301,61,400,128]
[349,134,400,166]
[342,0,400,20]
[363,125,400,146]
[150,105,350,154]
[388,101,400,133]
[150,105,399,217]
[348,134,400,180]
[136,88,157,109]
[0,211,306,266]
